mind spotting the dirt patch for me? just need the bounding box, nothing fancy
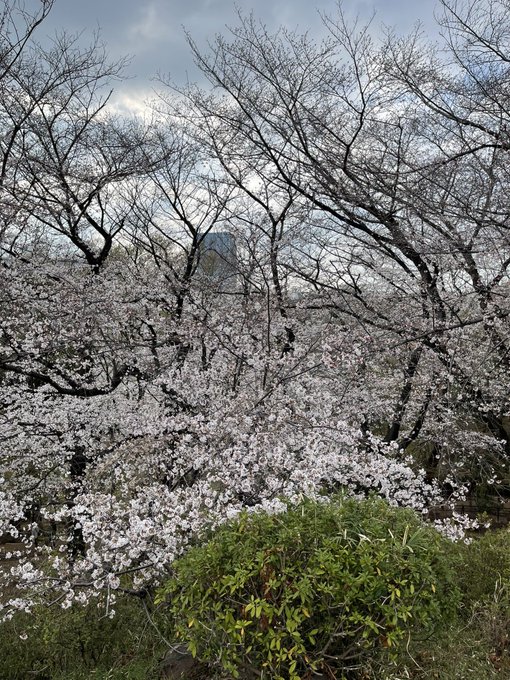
[160,645,214,679]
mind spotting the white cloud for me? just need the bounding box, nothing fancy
[107,89,155,119]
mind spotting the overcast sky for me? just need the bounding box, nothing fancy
[37,0,440,114]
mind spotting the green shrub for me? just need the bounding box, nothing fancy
[0,595,165,679]
[446,528,510,677]
[454,527,510,604]
[157,496,458,679]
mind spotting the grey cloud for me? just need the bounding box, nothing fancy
[40,0,439,101]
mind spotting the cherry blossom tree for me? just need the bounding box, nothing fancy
[171,0,510,486]
[1,0,509,619]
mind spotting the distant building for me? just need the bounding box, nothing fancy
[198,232,238,291]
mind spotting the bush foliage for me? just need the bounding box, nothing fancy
[455,527,510,604]
[157,496,458,679]
[2,513,509,679]
[0,595,165,680]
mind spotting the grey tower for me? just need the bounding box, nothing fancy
[198,232,238,290]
